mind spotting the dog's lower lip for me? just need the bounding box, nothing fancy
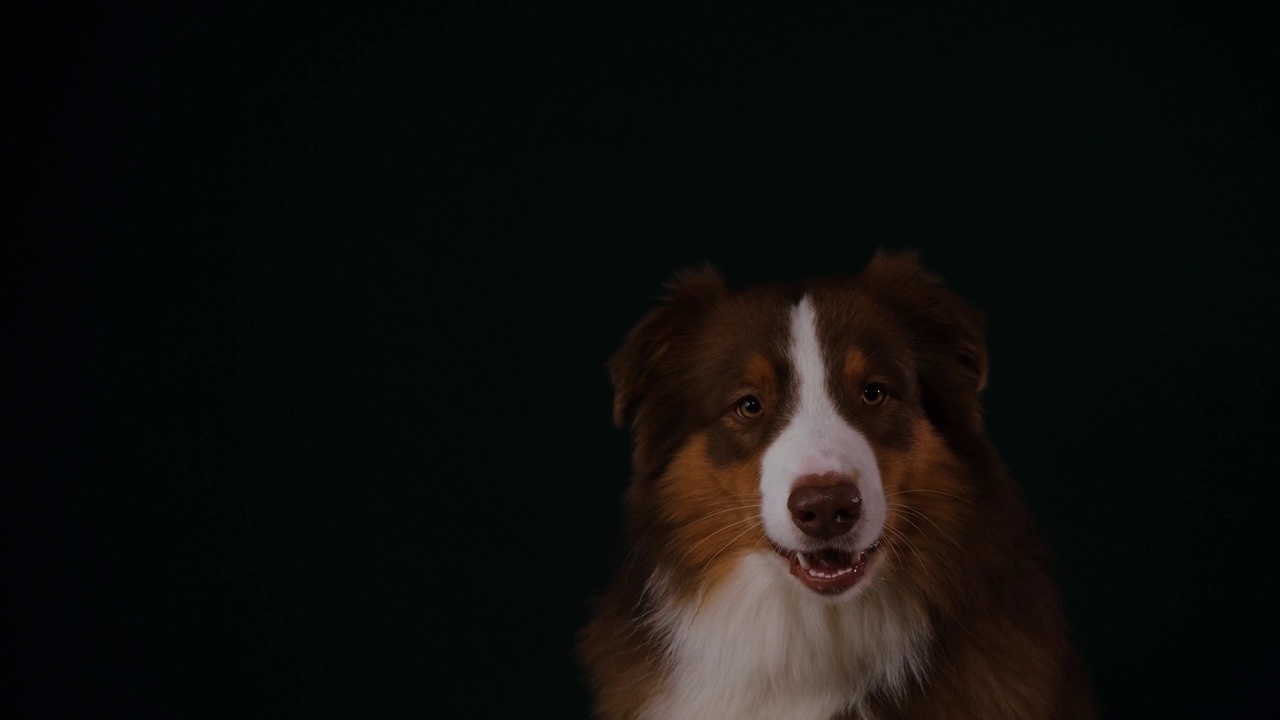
[772,541,880,595]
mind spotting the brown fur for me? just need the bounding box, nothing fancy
[579,251,1095,719]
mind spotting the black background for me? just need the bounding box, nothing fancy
[7,2,1280,718]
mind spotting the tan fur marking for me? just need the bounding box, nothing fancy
[743,353,777,396]
[843,348,869,385]
[657,434,766,599]
[874,416,974,609]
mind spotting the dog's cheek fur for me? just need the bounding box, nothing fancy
[651,433,765,602]
[873,416,977,609]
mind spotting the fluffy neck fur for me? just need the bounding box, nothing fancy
[639,552,932,720]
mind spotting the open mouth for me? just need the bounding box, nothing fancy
[772,541,881,596]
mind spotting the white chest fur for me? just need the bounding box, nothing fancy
[641,553,930,720]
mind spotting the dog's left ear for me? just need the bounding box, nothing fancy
[860,250,989,426]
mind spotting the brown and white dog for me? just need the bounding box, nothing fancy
[578,251,1094,719]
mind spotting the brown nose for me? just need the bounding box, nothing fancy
[787,477,861,539]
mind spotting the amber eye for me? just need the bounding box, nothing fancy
[862,383,887,406]
[736,395,763,419]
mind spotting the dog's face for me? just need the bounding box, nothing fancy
[610,252,988,603]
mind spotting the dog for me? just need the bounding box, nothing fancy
[577,251,1094,719]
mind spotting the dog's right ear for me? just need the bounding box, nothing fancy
[608,266,726,429]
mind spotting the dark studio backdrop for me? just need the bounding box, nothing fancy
[7,1,1280,718]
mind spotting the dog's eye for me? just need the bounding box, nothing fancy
[736,395,763,419]
[862,383,887,406]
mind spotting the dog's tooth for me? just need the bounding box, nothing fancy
[796,552,811,570]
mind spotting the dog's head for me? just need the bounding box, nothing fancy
[609,251,988,602]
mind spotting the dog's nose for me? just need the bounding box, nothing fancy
[787,476,861,539]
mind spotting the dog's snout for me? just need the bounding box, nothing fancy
[787,474,861,539]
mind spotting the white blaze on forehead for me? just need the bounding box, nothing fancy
[759,296,887,550]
